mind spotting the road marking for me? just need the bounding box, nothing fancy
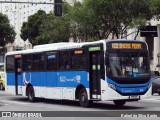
[0,100,29,105]
[141,98,160,102]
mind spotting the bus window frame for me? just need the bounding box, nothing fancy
[46,51,58,72]
[58,50,71,71]
[71,49,87,70]
[22,54,33,72]
[32,52,46,72]
[6,55,15,72]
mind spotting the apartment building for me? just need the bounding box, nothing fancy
[0,0,54,49]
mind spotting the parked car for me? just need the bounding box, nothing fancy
[152,76,160,95]
[0,72,5,90]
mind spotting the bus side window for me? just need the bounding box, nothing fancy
[59,51,70,70]
[71,55,86,70]
[47,52,57,71]
[33,53,45,71]
[23,55,33,71]
[6,56,15,72]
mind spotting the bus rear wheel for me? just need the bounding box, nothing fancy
[27,86,35,102]
[79,88,92,107]
[113,100,126,106]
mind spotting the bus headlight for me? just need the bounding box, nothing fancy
[108,83,116,91]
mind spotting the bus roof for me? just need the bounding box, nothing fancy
[5,39,146,56]
[5,40,105,56]
[33,42,79,49]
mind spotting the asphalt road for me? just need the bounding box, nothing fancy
[0,90,160,120]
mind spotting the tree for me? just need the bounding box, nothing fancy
[149,0,160,20]
[21,0,160,44]
[21,2,71,45]
[20,10,47,45]
[36,2,71,43]
[36,14,70,43]
[70,1,101,42]
[0,13,16,48]
[70,0,157,41]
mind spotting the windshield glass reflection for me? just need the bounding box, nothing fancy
[106,52,150,78]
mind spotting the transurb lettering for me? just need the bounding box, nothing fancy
[59,75,81,83]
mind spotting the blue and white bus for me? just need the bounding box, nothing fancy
[5,39,151,107]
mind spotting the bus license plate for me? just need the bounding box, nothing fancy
[129,95,139,99]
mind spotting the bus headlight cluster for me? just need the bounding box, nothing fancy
[108,83,116,91]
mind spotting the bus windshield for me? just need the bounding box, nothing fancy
[106,52,150,78]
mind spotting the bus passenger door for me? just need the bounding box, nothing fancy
[89,52,101,99]
[15,55,22,95]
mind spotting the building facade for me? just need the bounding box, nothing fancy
[0,0,54,50]
[127,19,160,73]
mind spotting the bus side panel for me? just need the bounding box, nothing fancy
[6,73,15,86]
[46,72,61,99]
[46,72,57,87]
[6,72,16,95]
[30,72,46,86]
[24,72,57,87]
[17,74,23,86]
[57,71,89,88]
[30,72,46,98]
[46,87,62,99]
[57,71,89,100]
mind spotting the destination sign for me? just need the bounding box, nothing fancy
[111,43,142,49]
[74,50,83,54]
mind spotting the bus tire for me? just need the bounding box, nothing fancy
[113,100,126,106]
[27,86,35,102]
[79,88,92,107]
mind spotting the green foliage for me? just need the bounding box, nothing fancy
[150,0,160,20]
[36,3,71,44]
[21,0,160,44]
[69,0,103,42]
[36,13,70,44]
[0,13,16,47]
[70,0,158,40]
[21,2,71,45]
[20,10,47,45]
[88,37,99,42]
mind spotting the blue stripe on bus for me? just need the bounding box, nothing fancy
[107,77,150,87]
[107,77,150,94]
[7,71,89,88]
[116,86,148,94]
[7,73,15,85]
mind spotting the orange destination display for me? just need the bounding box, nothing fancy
[111,43,142,49]
[74,50,83,54]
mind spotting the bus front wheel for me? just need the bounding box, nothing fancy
[27,86,35,102]
[113,100,126,106]
[79,88,92,107]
